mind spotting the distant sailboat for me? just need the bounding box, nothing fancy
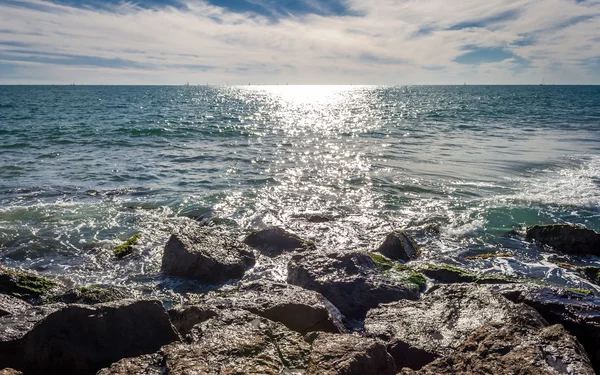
[540,77,544,86]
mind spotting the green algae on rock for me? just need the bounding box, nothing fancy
[0,266,58,299]
[114,234,140,259]
[367,252,426,290]
[46,286,130,305]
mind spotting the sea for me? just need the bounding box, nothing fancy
[1,85,599,299]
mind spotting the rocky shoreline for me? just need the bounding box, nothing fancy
[1,223,600,374]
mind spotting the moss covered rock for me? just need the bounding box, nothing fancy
[46,286,130,305]
[0,266,58,300]
[114,234,140,259]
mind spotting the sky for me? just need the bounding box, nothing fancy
[0,0,599,85]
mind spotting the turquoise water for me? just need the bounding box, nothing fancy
[1,85,599,296]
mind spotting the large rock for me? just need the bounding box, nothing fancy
[0,294,31,317]
[526,224,600,255]
[375,230,420,261]
[20,300,179,375]
[98,309,311,375]
[306,332,397,375]
[287,251,424,320]
[400,323,594,375]
[243,227,315,257]
[489,283,600,372]
[172,281,346,335]
[0,369,22,375]
[0,266,59,301]
[161,225,255,284]
[365,284,546,370]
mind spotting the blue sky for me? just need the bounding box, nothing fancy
[0,0,599,84]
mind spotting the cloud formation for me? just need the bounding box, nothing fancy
[0,0,599,84]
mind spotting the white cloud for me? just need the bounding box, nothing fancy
[0,0,599,84]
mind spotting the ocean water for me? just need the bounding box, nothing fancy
[1,85,599,298]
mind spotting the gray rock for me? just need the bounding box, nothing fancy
[365,284,546,370]
[173,281,346,335]
[0,266,59,301]
[21,300,179,375]
[306,332,397,375]
[243,227,315,257]
[0,294,31,317]
[526,224,600,255]
[98,309,311,375]
[161,225,255,284]
[287,251,423,319]
[399,323,594,375]
[45,285,130,305]
[375,230,420,262]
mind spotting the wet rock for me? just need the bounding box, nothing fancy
[45,285,130,305]
[21,299,179,375]
[287,251,424,320]
[489,283,600,372]
[243,227,315,257]
[306,332,397,375]
[161,224,255,284]
[375,230,420,262]
[0,369,22,375]
[418,263,517,285]
[98,309,310,375]
[0,294,31,317]
[0,266,59,300]
[526,224,600,255]
[365,284,546,370]
[399,323,594,375]
[0,304,63,370]
[114,234,140,259]
[578,266,600,284]
[305,214,334,223]
[176,281,346,335]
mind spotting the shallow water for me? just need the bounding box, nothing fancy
[1,85,599,299]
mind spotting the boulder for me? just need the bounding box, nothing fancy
[526,224,600,255]
[45,285,130,305]
[21,300,179,375]
[0,369,22,375]
[375,230,420,261]
[0,294,31,317]
[0,266,59,301]
[173,281,346,335]
[489,283,600,372]
[161,225,255,284]
[98,309,311,375]
[287,251,424,319]
[365,284,546,370]
[399,323,594,375]
[305,332,397,375]
[243,227,315,257]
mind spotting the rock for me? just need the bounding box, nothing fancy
[175,281,346,335]
[399,323,594,375]
[489,283,600,372]
[418,263,517,284]
[0,266,59,300]
[161,225,255,284]
[114,234,140,259]
[375,230,420,262]
[578,266,600,284]
[45,285,130,305]
[21,300,180,375]
[0,369,22,375]
[365,284,546,370]
[306,332,397,375]
[306,214,334,223]
[287,251,424,320]
[526,224,600,255]
[0,304,63,370]
[0,294,31,317]
[243,227,315,257]
[98,309,310,375]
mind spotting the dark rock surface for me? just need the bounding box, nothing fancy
[526,224,600,255]
[375,230,420,261]
[418,263,517,285]
[20,300,179,375]
[176,281,346,335]
[0,294,31,317]
[399,323,594,375]
[489,283,600,372]
[365,284,546,370]
[287,251,423,319]
[98,309,311,375]
[161,225,255,283]
[243,227,315,256]
[305,332,397,375]
[0,266,59,300]
[45,285,130,305]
